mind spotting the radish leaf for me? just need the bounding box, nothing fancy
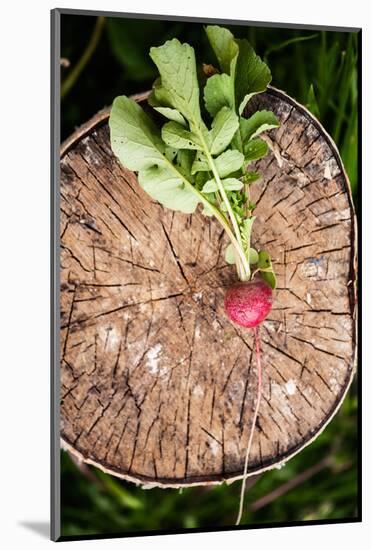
[150,39,202,126]
[162,122,202,150]
[204,73,234,117]
[225,244,259,265]
[202,177,243,193]
[243,170,261,184]
[235,39,272,114]
[176,150,195,181]
[214,150,244,177]
[110,96,202,213]
[249,248,259,264]
[225,243,236,264]
[138,165,199,213]
[240,110,279,142]
[154,106,187,127]
[191,152,209,174]
[110,25,279,283]
[205,25,239,76]
[209,107,239,155]
[109,95,166,170]
[257,250,277,289]
[244,138,269,161]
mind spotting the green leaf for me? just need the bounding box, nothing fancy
[202,177,243,193]
[249,248,259,264]
[241,216,255,240]
[226,244,258,266]
[214,150,244,178]
[195,170,210,190]
[162,122,202,150]
[204,26,239,120]
[244,138,268,161]
[110,96,202,216]
[257,250,277,289]
[243,170,261,184]
[209,107,239,155]
[147,84,162,107]
[109,95,166,171]
[150,39,201,126]
[204,73,234,117]
[176,150,195,181]
[150,78,174,108]
[138,165,199,213]
[225,243,236,264]
[235,39,272,114]
[191,152,209,174]
[191,149,243,178]
[202,200,217,217]
[110,30,279,282]
[240,110,279,142]
[165,147,177,162]
[205,25,239,75]
[154,106,187,127]
[260,270,277,290]
[240,216,255,262]
[149,78,190,127]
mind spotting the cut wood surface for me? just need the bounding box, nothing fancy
[60,87,357,488]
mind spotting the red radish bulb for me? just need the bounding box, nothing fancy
[224,280,273,328]
[224,279,273,525]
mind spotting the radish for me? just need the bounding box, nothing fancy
[224,279,272,524]
[109,24,279,526]
[225,280,273,329]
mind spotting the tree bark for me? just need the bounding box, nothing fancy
[59,87,357,488]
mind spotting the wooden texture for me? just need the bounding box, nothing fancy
[60,88,357,488]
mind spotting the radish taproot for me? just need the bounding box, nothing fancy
[224,279,271,524]
[109,24,279,526]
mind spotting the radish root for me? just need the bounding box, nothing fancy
[235,326,262,525]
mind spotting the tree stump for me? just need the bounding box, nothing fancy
[60,87,357,488]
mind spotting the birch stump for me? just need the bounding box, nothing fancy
[60,87,357,487]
